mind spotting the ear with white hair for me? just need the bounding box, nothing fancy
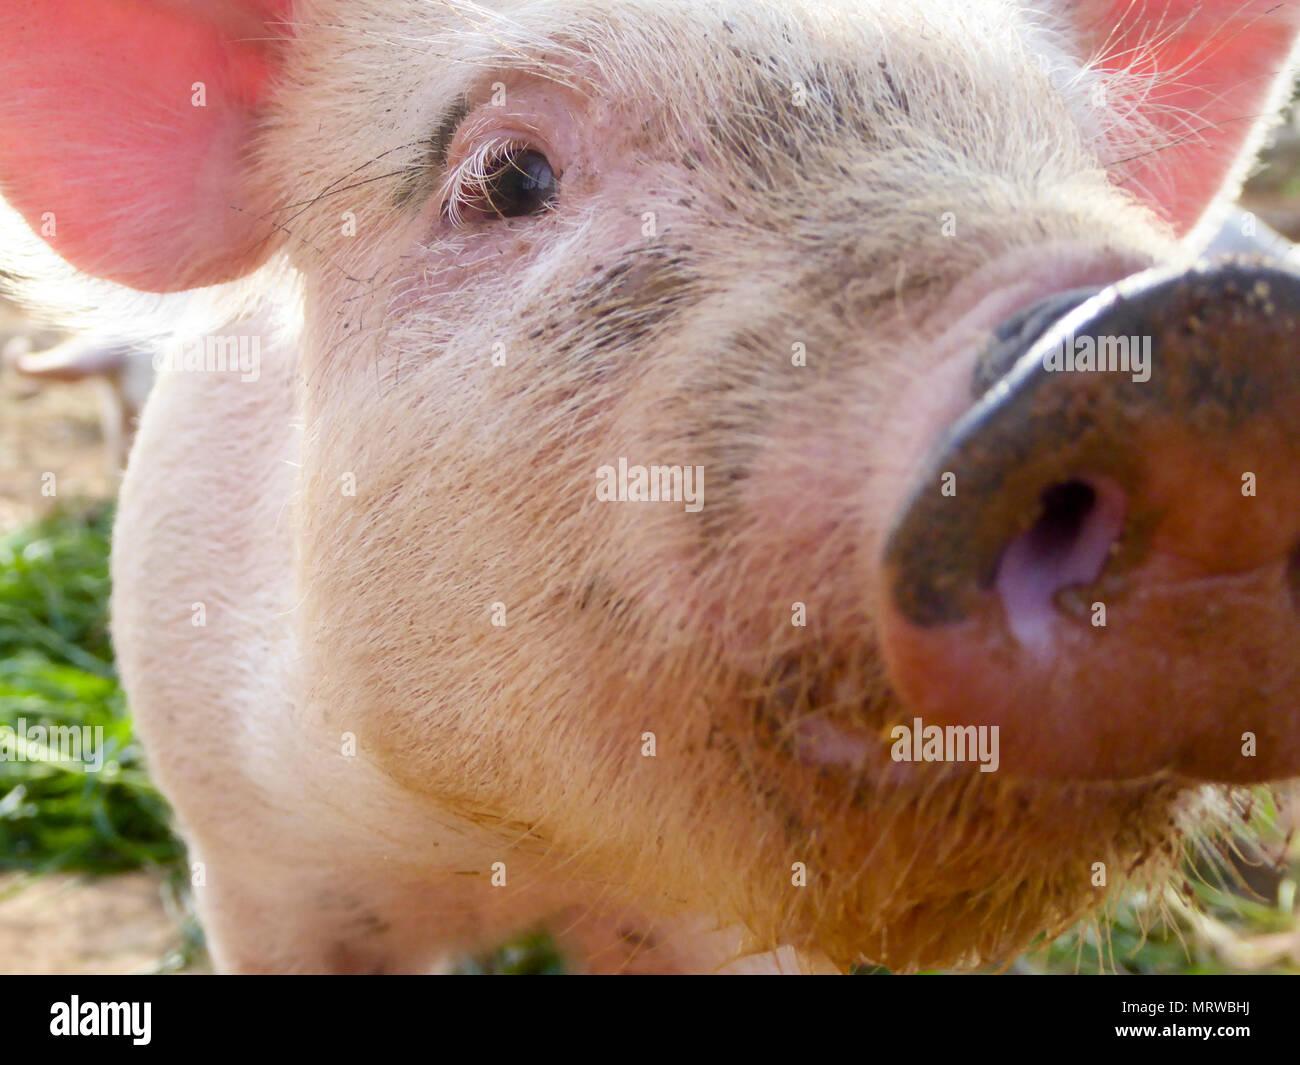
[1052,0,1300,238]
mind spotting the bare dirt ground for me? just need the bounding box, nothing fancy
[0,336,118,531]
[0,871,206,975]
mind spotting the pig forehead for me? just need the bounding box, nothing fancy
[317,0,1075,121]
[278,0,1103,241]
[353,0,1085,172]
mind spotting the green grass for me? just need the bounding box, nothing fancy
[0,503,182,873]
[454,929,569,975]
[1030,835,1300,974]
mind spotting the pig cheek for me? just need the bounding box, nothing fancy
[727,438,875,662]
[613,387,895,681]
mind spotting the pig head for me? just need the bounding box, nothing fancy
[1,0,1299,972]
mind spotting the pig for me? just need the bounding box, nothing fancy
[4,333,156,474]
[1,0,1299,974]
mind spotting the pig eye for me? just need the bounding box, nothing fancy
[444,145,558,224]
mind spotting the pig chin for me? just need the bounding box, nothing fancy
[669,641,1204,971]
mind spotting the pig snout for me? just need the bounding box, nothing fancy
[882,258,1300,784]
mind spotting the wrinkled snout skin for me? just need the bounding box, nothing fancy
[3,0,1300,973]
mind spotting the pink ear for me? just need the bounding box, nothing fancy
[1069,0,1300,235]
[0,0,294,292]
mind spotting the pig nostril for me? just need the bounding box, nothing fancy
[994,478,1125,649]
[1023,480,1097,558]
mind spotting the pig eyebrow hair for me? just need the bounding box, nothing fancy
[394,94,472,208]
[429,95,473,169]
